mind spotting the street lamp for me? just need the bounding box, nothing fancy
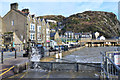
[65,33,67,44]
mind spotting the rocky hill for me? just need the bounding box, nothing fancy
[38,15,65,29]
[39,11,120,38]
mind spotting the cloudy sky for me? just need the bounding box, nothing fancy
[0,0,119,19]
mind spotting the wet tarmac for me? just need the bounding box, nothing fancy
[60,46,119,63]
[10,69,100,79]
[7,46,119,79]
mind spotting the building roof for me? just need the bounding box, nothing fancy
[65,31,73,33]
[74,33,81,35]
[50,32,56,37]
[14,9,29,16]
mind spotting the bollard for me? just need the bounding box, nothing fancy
[49,50,50,56]
[56,53,58,59]
[59,53,62,59]
[15,49,17,59]
[1,51,3,64]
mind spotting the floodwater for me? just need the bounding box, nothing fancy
[60,46,119,63]
[10,46,119,78]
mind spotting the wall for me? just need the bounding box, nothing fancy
[3,10,27,43]
[0,16,3,50]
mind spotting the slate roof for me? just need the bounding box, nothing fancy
[50,32,56,37]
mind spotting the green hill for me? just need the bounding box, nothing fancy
[39,11,120,38]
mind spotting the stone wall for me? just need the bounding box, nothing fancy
[0,16,3,50]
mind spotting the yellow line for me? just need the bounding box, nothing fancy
[0,66,14,76]
[0,68,8,71]
[19,62,29,79]
[0,57,14,63]
[40,74,48,78]
[40,71,52,78]
[8,72,26,78]
[46,72,51,78]
[20,71,28,79]
[9,62,28,79]
[4,57,14,61]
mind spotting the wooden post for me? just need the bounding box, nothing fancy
[1,51,3,64]
[15,49,17,59]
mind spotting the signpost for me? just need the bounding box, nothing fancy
[114,53,120,65]
[106,51,120,66]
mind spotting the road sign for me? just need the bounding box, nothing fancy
[114,53,120,65]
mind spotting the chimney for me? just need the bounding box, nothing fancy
[22,9,29,13]
[10,3,18,10]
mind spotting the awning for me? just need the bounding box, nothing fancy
[46,40,50,42]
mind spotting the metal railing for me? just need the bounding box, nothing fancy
[30,61,101,72]
[100,51,120,80]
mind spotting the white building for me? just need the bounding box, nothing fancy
[98,36,105,40]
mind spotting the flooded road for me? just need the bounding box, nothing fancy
[8,46,119,79]
[62,46,118,63]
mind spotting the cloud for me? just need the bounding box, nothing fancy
[0,0,120,2]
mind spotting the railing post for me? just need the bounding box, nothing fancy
[75,63,79,72]
[118,70,120,80]
[1,50,3,64]
[50,63,53,71]
[15,49,17,59]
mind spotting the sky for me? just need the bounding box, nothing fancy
[0,0,119,19]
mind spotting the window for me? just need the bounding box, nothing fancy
[11,20,14,26]
[31,25,32,30]
[39,26,41,30]
[30,34,32,40]
[30,33,35,40]
[33,25,35,31]
[33,34,35,40]
[30,23,35,31]
[37,26,41,32]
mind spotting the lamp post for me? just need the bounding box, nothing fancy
[23,39,26,50]
[65,33,67,44]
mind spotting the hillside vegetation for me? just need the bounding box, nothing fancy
[39,11,120,38]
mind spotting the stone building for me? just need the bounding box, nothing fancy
[2,3,28,50]
[2,3,50,50]
[0,16,3,50]
[36,18,50,47]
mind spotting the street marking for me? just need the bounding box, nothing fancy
[0,57,14,63]
[0,68,8,71]
[8,72,26,78]
[0,66,14,77]
[4,57,14,61]
[20,71,28,79]
[70,71,76,79]
[46,71,51,78]
[40,71,52,78]
[40,74,48,78]
[19,63,29,79]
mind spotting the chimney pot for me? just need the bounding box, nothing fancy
[10,3,18,10]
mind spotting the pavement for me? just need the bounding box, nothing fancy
[0,51,29,79]
[0,46,86,79]
[7,69,100,79]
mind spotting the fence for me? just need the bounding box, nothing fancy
[30,62,101,72]
[100,51,120,80]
